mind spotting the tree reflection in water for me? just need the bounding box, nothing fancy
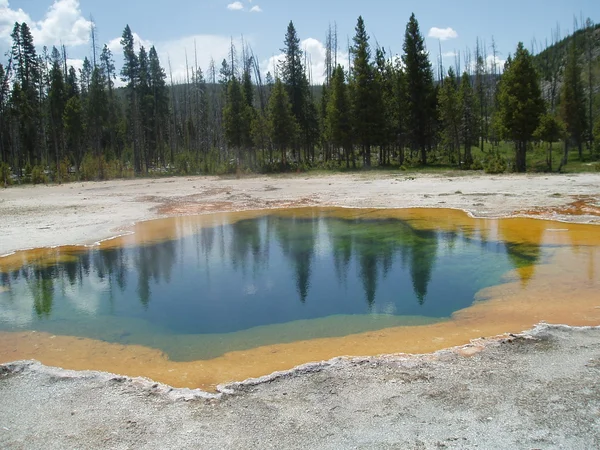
[0,210,545,341]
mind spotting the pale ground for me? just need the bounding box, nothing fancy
[1,172,599,255]
[1,172,600,449]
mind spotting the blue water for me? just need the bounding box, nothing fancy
[0,210,546,360]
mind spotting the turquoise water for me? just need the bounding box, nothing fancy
[0,210,547,360]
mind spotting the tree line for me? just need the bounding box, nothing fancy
[0,14,598,185]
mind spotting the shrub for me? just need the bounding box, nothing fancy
[56,158,71,183]
[470,158,484,171]
[31,165,48,184]
[483,151,507,174]
[174,152,202,175]
[0,162,11,186]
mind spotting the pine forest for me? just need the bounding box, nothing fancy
[1,14,599,185]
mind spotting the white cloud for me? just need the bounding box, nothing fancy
[428,27,458,41]
[227,1,244,10]
[66,57,84,72]
[156,34,246,84]
[250,5,262,12]
[486,54,506,72]
[0,0,32,43]
[0,0,92,47]
[442,51,457,58]
[107,32,152,55]
[33,0,91,46]
[262,37,350,85]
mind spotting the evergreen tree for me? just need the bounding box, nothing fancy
[402,13,436,165]
[459,71,478,168]
[279,21,310,161]
[223,76,245,165]
[241,63,256,163]
[137,46,152,171]
[87,66,108,178]
[120,25,141,173]
[268,78,297,167]
[100,44,120,159]
[63,95,83,171]
[374,48,395,166]
[560,39,587,162]
[80,57,92,97]
[438,67,461,165]
[535,113,564,171]
[148,46,169,167]
[0,63,11,176]
[11,22,41,168]
[349,16,380,168]
[326,65,353,167]
[495,42,544,172]
[48,46,66,177]
[391,59,408,165]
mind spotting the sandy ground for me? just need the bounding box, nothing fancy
[1,172,600,449]
[1,172,599,255]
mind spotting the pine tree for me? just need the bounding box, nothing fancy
[374,48,395,166]
[0,62,11,176]
[560,39,587,163]
[63,95,83,171]
[326,66,353,167]
[48,46,66,178]
[534,113,564,171]
[87,66,108,178]
[100,44,120,160]
[268,78,297,167]
[148,46,169,167]
[495,42,544,172]
[349,16,380,168]
[402,13,436,165]
[279,21,309,162]
[223,76,245,165]
[438,67,461,165]
[80,57,92,97]
[120,25,141,173]
[241,62,256,164]
[137,46,152,171]
[11,22,41,168]
[392,59,408,165]
[459,71,478,168]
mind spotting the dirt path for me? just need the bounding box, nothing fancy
[1,172,599,255]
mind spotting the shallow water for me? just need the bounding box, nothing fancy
[1,207,599,389]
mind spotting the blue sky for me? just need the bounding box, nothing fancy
[1,0,599,84]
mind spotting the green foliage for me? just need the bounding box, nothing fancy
[495,42,545,172]
[459,72,479,168]
[30,165,48,184]
[483,150,508,174]
[593,119,600,159]
[349,16,380,168]
[56,158,71,183]
[1,15,597,184]
[268,78,297,162]
[173,152,201,175]
[560,38,587,153]
[438,68,460,165]
[0,162,11,186]
[79,154,125,181]
[535,114,565,143]
[326,66,353,167]
[402,13,436,164]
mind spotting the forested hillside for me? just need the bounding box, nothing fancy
[0,13,599,185]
